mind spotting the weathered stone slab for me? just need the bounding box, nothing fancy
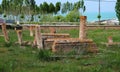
[51,38,98,54]
[42,33,70,39]
[44,38,98,54]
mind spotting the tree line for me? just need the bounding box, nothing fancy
[0,0,85,22]
[116,0,120,24]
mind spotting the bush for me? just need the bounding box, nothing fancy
[38,49,52,61]
[54,15,65,22]
[40,14,55,22]
[66,10,80,22]
[4,42,12,47]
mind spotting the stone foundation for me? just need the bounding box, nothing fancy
[44,38,98,54]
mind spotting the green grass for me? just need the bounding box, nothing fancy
[0,29,120,72]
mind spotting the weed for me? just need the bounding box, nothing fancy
[38,49,52,61]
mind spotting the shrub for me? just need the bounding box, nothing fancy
[4,42,12,47]
[38,49,52,61]
[40,14,55,22]
[54,15,65,22]
[66,10,80,22]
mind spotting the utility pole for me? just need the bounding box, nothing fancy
[98,0,101,25]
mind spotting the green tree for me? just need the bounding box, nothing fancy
[12,0,23,20]
[0,5,3,14]
[61,1,85,14]
[35,5,40,14]
[61,1,71,14]
[24,0,36,21]
[39,4,43,14]
[115,0,120,24]
[1,0,7,13]
[1,0,10,17]
[42,2,49,13]
[29,0,36,21]
[73,1,81,10]
[49,3,55,13]
[55,2,61,14]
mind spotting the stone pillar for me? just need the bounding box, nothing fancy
[29,26,35,36]
[52,40,57,53]
[108,36,113,44]
[1,23,9,43]
[15,25,23,45]
[79,16,87,40]
[34,25,43,49]
[16,30,22,45]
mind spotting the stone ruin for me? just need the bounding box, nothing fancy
[44,16,98,54]
[22,16,98,54]
[1,16,98,54]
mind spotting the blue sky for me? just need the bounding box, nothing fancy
[0,0,116,12]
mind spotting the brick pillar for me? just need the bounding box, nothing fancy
[35,25,43,49]
[16,30,22,45]
[1,23,9,43]
[108,36,113,44]
[29,26,35,36]
[79,16,87,40]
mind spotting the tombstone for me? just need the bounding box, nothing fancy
[1,23,9,43]
[34,25,43,49]
[79,16,87,40]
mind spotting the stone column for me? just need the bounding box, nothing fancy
[79,16,87,40]
[35,25,43,49]
[108,36,113,44]
[16,30,22,45]
[1,23,9,43]
[29,26,35,36]
[15,25,23,45]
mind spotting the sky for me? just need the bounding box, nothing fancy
[0,0,116,12]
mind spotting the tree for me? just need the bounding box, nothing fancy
[11,0,23,20]
[55,2,61,14]
[42,2,49,13]
[49,3,55,13]
[61,1,85,14]
[0,5,3,14]
[115,0,120,24]
[29,0,36,21]
[1,0,7,13]
[1,0,10,16]
[73,1,81,10]
[35,5,40,14]
[61,1,71,14]
[39,4,43,14]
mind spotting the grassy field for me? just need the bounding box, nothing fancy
[0,29,120,72]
